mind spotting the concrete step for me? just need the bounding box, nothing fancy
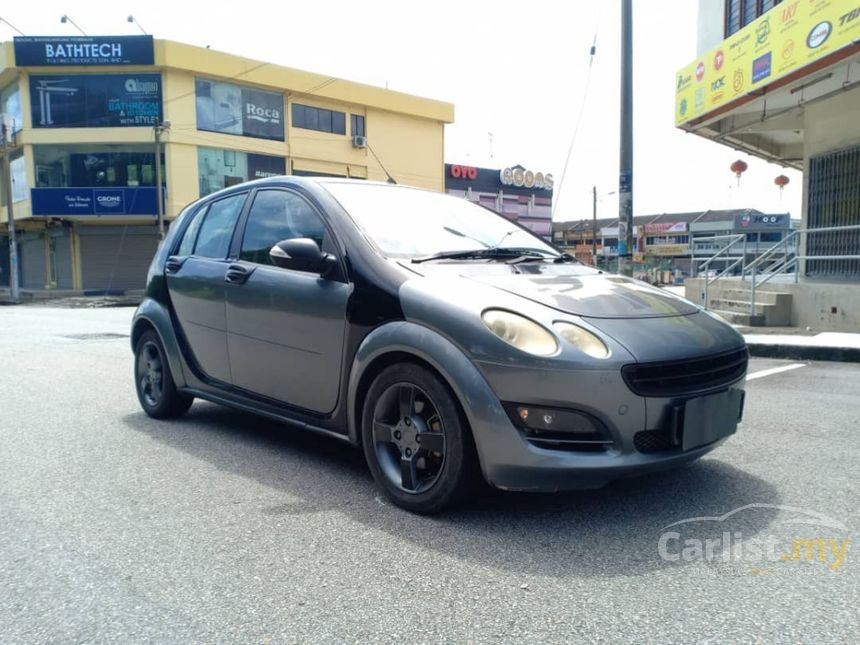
[709,309,766,326]
[709,298,772,315]
[707,288,790,306]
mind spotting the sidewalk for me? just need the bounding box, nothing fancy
[738,328,860,362]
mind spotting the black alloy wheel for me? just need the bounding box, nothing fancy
[362,363,477,513]
[134,330,193,419]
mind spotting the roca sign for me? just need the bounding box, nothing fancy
[500,167,554,191]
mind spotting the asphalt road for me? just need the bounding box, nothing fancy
[0,305,857,644]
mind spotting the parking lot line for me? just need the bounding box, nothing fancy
[746,363,806,381]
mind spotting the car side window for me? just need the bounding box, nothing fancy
[176,205,207,256]
[192,193,246,259]
[240,190,329,266]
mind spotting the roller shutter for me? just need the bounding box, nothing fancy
[20,234,46,290]
[78,226,159,292]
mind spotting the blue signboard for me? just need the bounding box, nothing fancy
[30,74,162,128]
[30,187,161,216]
[13,36,154,66]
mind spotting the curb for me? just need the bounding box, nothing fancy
[745,342,860,363]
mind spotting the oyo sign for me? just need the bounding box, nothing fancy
[449,164,478,180]
[500,167,554,191]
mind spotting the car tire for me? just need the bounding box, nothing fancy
[134,330,193,419]
[362,363,478,514]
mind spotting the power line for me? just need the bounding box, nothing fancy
[551,28,599,220]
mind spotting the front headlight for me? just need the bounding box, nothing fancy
[482,310,558,356]
[553,322,610,359]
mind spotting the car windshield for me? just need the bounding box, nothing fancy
[322,182,559,260]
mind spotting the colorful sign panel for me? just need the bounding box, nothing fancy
[675,0,860,125]
[30,187,161,216]
[30,74,162,128]
[195,78,285,141]
[643,221,687,233]
[645,244,689,256]
[14,36,154,66]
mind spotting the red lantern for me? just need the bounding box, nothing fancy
[730,159,748,186]
[775,174,790,199]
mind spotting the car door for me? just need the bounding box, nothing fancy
[225,188,350,414]
[165,192,247,384]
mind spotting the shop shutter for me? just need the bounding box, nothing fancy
[79,227,159,292]
[20,235,47,290]
[52,234,74,289]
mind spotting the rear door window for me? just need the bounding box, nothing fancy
[191,193,246,259]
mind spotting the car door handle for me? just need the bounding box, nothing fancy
[165,256,187,274]
[225,263,255,285]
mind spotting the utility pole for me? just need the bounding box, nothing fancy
[1,118,20,302]
[154,121,170,239]
[592,185,598,266]
[617,0,634,276]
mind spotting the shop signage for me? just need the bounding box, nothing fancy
[196,78,284,141]
[30,187,161,216]
[643,221,687,233]
[247,153,286,179]
[734,212,790,229]
[645,243,689,256]
[14,35,154,66]
[500,166,554,191]
[449,164,478,180]
[30,74,162,128]
[675,0,860,125]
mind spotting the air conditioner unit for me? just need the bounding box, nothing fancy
[352,135,367,148]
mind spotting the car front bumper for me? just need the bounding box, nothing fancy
[469,360,745,492]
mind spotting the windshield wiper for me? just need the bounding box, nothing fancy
[411,247,542,264]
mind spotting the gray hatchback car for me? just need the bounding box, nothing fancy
[132,177,748,513]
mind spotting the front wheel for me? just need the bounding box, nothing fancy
[362,363,477,514]
[134,330,193,419]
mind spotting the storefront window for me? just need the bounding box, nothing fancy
[195,78,284,141]
[33,144,164,188]
[0,150,26,206]
[1,82,22,133]
[198,147,286,197]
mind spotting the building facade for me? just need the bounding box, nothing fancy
[554,209,796,281]
[677,0,860,279]
[444,163,554,239]
[0,35,453,293]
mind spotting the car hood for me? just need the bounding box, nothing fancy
[405,262,699,318]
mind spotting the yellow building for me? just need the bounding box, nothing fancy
[0,35,453,294]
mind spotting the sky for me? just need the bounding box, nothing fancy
[0,0,803,222]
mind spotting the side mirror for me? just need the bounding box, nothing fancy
[269,238,337,276]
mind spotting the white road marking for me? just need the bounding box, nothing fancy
[746,363,806,381]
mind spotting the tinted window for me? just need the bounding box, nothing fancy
[291,103,347,135]
[351,114,365,138]
[240,190,327,265]
[177,205,206,256]
[193,193,246,258]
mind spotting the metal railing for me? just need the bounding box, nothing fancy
[695,224,860,316]
[694,234,745,309]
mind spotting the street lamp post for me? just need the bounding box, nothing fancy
[60,15,87,36]
[127,15,148,35]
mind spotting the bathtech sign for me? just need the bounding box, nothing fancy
[675,0,860,125]
[13,36,154,66]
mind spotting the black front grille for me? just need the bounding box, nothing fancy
[622,347,748,397]
[634,430,675,454]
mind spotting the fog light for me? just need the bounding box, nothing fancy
[508,404,604,435]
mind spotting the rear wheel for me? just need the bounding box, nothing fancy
[362,363,476,514]
[134,330,193,419]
